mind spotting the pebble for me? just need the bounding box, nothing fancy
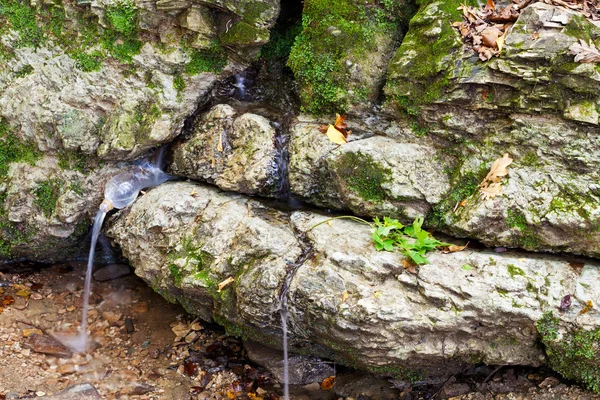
[24,334,73,358]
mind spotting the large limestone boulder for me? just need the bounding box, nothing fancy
[169,104,283,196]
[0,0,279,261]
[107,181,600,390]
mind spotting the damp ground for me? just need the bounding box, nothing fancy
[0,261,598,400]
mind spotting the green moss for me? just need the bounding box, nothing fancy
[69,181,83,195]
[0,118,41,177]
[184,41,227,74]
[169,263,182,285]
[34,179,62,218]
[288,0,416,115]
[173,74,186,97]
[105,0,137,36]
[537,312,600,393]
[520,151,541,167]
[563,14,600,44]
[385,0,479,116]
[336,152,391,202]
[219,21,268,46]
[72,50,104,72]
[259,20,302,61]
[505,208,541,249]
[57,149,94,174]
[427,169,484,229]
[506,264,525,279]
[0,0,45,47]
[14,64,34,77]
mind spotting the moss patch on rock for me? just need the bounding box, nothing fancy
[34,178,63,218]
[0,118,41,177]
[537,311,600,393]
[288,0,416,115]
[336,152,391,202]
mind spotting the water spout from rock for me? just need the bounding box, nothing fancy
[68,153,174,352]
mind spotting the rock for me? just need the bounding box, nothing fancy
[106,181,600,388]
[121,382,155,395]
[334,371,399,399]
[57,364,76,375]
[93,264,131,281]
[24,334,73,358]
[0,0,279,262]
[244,340,334,386]
[382,1,600,258]
[288,117,451,220]
[38,383,101,399]
[170,104,281,196]
[102,311,122,325]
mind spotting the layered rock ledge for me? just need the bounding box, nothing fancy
[107,181,600,387]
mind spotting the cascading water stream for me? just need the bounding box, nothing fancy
[70,210,106,352]
[64,150,174,352]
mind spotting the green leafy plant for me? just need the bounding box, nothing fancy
[311,215,449,265]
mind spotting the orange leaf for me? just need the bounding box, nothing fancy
[3,295,14,306]
[402,259,418,274]
[485,0,495,11]
[324,125,348,145]
[321,376,335,390]
[580,300,593,315]
[443,242,470,253]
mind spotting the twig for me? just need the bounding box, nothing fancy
[483,365,505,383]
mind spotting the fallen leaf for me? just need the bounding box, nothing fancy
[532,31,540,40]
[481,26,502,48]
[171,323,190,341]
[402,259,418,274]
[481,88,488,100]
[217,276,235,292]
[323,124,347,145]
[211,158,215,168]
[217,134,224,152]
[341,291,349,303]
[443,242,469,253]
[580,300,593,314]
[459,199,468,207]
[479,181,503,200]
[461,264,474,271]
[570,39,600,63]
[484,153,513,183]
[321,375,335,390]
[190,189,198,198]
[3,295,14,306]
[16,289,31,297]
[485,0,495,11]
[22,328,43,337]
[373,290,381,299]
[479,153,513,199]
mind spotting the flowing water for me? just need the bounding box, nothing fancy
[63,209,106,352]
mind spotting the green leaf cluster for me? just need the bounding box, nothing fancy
[372,217,449,264]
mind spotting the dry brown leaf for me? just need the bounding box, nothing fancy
[217,134,224,152]
[321,376,335,390]
[482,153,513,184]
[480,181,503,200]
[190,189,198,198]
[570,39,600,63]
[481,26,502,47]
[580,300,594,314]
[217,276,235,292]
[485,0,495,11]
[402,259,418,274]
[3,295,14,306]
[443,242,470,253]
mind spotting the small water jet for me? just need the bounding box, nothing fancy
[66,152,173,352]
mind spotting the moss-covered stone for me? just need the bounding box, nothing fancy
[0,118,41,177]
[537,312,600,393]
[336,152,391,202]
[219,21,269,46]
[34,178,62,218]
[288,0,416,115]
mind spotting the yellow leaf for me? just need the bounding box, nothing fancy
[15,289,31,297]
[217,134,224,152]
[496,35,505,52]
[341,291,349,303]
[580,300,593,315]
[373,290,381,299]
[325,124,347,145]
[217,276,235,292]
[22,328,43,337]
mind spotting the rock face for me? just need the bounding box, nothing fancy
[382,1,600,257]
[0,0,279,260]
[170,104,282,196]
[107,181,600,386]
